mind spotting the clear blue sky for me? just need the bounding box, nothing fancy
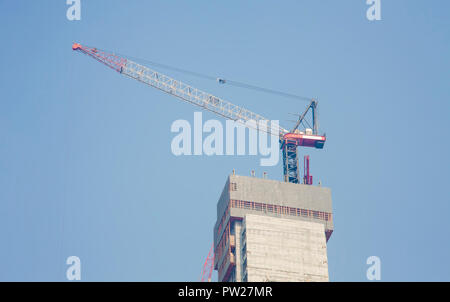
[0,1,449,281]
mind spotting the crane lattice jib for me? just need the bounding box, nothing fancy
[72,43,288,137]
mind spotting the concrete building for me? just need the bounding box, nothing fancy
[213,174,333,282]
[241,215,329,282]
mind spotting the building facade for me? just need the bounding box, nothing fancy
[213,174,333,282]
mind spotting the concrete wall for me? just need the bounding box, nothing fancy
[214,176,230,250]
[229,175,332,213]
[241,214,329,282]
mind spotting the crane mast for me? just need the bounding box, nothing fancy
[72,43,326,184]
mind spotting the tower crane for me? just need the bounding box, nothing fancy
[71,42,326,184]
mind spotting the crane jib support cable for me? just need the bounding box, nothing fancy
[82,45,313,102]
[71,42,326,150]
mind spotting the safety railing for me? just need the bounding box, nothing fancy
[230,199,332,222]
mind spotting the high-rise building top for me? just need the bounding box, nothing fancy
[213,174,333,282]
